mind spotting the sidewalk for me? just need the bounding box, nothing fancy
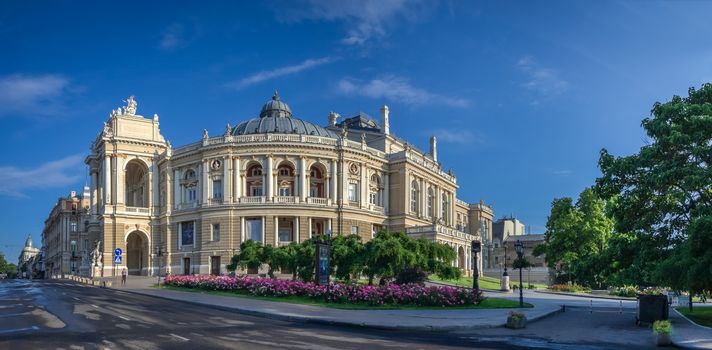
[671,307,712,349]
[107,276,561,332]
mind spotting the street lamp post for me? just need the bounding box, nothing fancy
[515,239,524,308]
[471,241,481,293]
[155,245,163,286]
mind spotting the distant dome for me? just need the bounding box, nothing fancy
[232,92,336,138]
[259,91,293,118]
[25,234,33,248]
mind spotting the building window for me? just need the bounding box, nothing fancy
[83,239,89,251]
[246,218,263,242]
[369,174,381,206]
[279,186,291,196]
[351,226,358,235]
[410,181,419,213]
[251,186,263,197]
[70,220,77,233]
[180,221,195,246]
[441,193,448,221]
[213,179,222,199]
[251,168,262,176]
[278,167,291,176]
[212,223,220,241]
[188,188,197,202]
[348,182,358,201]
[427,187,434,218]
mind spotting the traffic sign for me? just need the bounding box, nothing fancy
[115,248,123,256]
[114,255,122,264]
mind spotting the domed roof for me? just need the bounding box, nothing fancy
[25,234,33,248]
[232,93,337,138]
[259,91,293,118]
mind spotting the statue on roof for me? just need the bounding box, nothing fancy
[123,96,137,115]
[203,129,209,140]
[224,123,232,137]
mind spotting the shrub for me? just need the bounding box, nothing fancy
[395,267,428,285]
[549,284,591,293]
[653,320,672,334]
[508,311,526,321]
[164,275,485,307]
[610,285,638,297]
[639,286,665,296]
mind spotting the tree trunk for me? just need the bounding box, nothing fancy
[689,291,694,312]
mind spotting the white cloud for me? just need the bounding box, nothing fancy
[0,74,70,116]
[432,129,484,145]
[516,56,569,96]
[226,57,335,89]
[276,0,429,45]
[0,154,84,198]
[337,76,470,108]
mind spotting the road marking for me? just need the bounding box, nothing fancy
[169,333,189,341]
[73,297,80,301]
[0,326,39,335]
[118,315,130,321]
[91,304,99,308]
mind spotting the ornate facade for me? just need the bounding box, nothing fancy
[83,94,494,277]
[41,189,92,277]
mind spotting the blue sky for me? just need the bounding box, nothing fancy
[2,0,711,261]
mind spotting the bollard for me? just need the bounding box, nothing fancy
[619,300,622,314]
[590,299,593,313]
[562,304,566,313]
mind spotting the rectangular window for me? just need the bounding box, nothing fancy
[279,186,291,196]
[180,221,195,246]
[251,186,263,197]
[246,218,263,242]
[188,188,197,202]
[212,223,220,241]
[279,227,292,242]
[351,226,358,235]
[70,221,77,233]
[348,183,358,201]
[213,180,222,199]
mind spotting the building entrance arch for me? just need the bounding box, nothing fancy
[126,231,149,276]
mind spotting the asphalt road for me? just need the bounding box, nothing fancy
[0,279,549,350]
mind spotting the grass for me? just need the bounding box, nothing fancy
[157,284,533,310]
[429,275,548,290]
[676,306,712,327]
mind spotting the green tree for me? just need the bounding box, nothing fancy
[534,188,615,288]
[597,83,712,309]
[226,240,263,273]
[330,234,365,283]
[272,242,301,280]
[0,253,18,278]
[295,239,315,282]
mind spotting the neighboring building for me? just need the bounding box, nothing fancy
[41,189,92,277]
[17,234,39,278]
[482,233,551,286]
[81,94,494,278]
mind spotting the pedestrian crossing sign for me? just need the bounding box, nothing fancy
[114,255,122,264]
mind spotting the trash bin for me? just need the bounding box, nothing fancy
[637,294,669,325]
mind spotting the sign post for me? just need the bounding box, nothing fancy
[114,248,123,279]
[312,235,331,302]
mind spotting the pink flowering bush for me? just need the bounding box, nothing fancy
[164,275,484,307]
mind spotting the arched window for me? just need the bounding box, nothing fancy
[369,174,382,206]
[182,169,198,202]
[410,180,419,213]
[126,160,149,207]
[276,163,295,197]
[246,164,263,197]
[427,187,434,218]
[309,165,325,198]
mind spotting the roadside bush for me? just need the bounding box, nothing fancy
[610,285,638,297]
[549,283,591,293]
[394,267,428,285]
[165,275,485,307]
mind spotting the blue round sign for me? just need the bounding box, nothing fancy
[115,248,123,256]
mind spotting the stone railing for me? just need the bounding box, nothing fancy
[125,206,151,215]
[240,196,266,204]
[176,202,200,211]
[307,197,329,205]
[369,204,384,214]
[274,196,297,204]
[405,223,477,241]
[390,150,456,183]
[206,198,224,206]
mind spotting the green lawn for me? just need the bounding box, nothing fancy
[676,306,712,327]
[429,275,548,290]
[158,285,532,310]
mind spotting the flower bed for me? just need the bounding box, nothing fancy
[164,275,484,307]
[549,283,591,293]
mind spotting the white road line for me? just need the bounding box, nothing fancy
[73,297,80,301]
[91,304,99,308]
[0,326,39,335]
[169,333,190,342]
[118,315,130,321]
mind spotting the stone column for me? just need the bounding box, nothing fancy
[90,170,97,215]
[223,156,230,202]
[274,216,279,245]
[261,217,266,245]
[116,156,124,205]
[294,217,300,243]
[307,217,312,238]
[104,155,112,205]
[240,217,245,243]
[330,161,337,203]
[201,160,208,204]
[265,156,273,200]
[299,157,307,201]
[327,219,332,235]
[151,163,159,209]
[420,179,426,217]
[360,163,367,207]
[173,169,181,209]
[383,172,389,214]
[233,157,241,201]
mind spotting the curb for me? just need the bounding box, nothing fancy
[670,308,712,350]
[98,283,564,332]
[534,289,636,301]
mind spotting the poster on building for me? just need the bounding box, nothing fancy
[181,221,194,246]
